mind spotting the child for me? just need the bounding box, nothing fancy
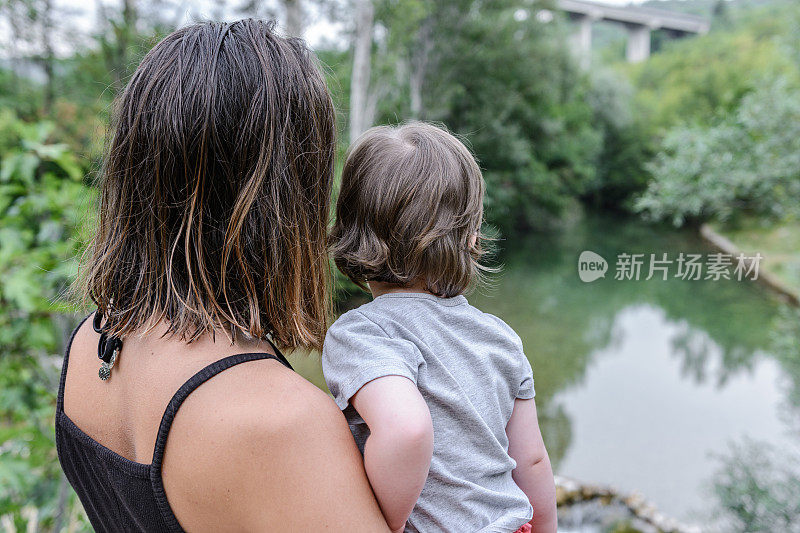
[322,122,557,533]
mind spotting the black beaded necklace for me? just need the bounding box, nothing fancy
[93,310,123,381]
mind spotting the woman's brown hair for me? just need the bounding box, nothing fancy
[330,122,489,298]
[80,20,335,350]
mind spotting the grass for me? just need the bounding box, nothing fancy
[711,217,800,297]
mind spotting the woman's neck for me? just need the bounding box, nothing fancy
[130,319,275,358]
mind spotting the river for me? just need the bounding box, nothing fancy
[291,212,799,527]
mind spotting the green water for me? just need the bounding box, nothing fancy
[291,213,798,525]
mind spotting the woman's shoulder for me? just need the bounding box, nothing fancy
[171,355,342,438]
[162,356,390,531]
[163,356,345,473]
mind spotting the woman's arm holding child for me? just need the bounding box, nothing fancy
[351,375,434,533]
[506,398,557,533]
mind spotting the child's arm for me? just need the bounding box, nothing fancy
[506,398,557,533]
[351,375,434,533]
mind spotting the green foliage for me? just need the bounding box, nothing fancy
[771,306,800,406]
[636,78,800,225]
[711,439,800,532]
[0,69,44,120]
[628,2,800,132]
[0,111,92,530]
[322,1,649,236]
[418,3,605,233]
[0,0,798,527]
[0,113,88,323]
[583,69,653,210]
[628,1,800,226]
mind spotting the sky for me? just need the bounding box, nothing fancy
[53,0,652,47]
[3,0,655,58]
[52,0,346,49]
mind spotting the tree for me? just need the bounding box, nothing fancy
[0,0,71,116]
[712,0,731,29]
[282,0,305,36]
[408,15,431,119]
[0,111,91,531]
[39,0,56,113]
[334,0,642,233]
[349,0,375,142]
[96,0,139,92]
[636,79,800,226]
[419,1,604,233]
[628,7,799,132]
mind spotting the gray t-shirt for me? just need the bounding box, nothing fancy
[321,292,535,533]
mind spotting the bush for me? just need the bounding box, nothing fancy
[711,439,800,532]
[0,111,92,531]
[628,4,800,132]
[422,5,605,234]
[583,68,653,210]
[636,79,800,226]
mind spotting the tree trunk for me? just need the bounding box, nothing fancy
[100,0,137,92]
[282,0,304,37]
[409,17,432,119]
[6,0,25,99]
[118,0,136,87]
[40,0,55,114]
[53,473,69,533]
[349,0,374,143]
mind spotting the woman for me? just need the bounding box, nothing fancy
[56,20,390,532]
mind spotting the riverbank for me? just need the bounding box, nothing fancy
[701,219,800,306]
[556,476,701,533]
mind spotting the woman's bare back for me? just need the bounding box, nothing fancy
[62,315,389,531]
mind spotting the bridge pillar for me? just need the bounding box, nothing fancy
[626,24,651,63]
[569,14,595,68]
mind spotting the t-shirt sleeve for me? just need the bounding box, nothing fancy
[517,349,535,400]
[507,327,535,400]
[489,314,536,400]
[321,310,423,410]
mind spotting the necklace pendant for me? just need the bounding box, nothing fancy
[98,348,119,381]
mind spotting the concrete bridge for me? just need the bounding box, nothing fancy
[557,0,710,65]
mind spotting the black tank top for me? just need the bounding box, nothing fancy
[55,315,294,533]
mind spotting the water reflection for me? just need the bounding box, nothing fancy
[470,213,795,522]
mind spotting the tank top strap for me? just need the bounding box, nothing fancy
[150,350,293,531]
[56,313,93,414]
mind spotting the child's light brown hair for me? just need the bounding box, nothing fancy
[330,122,490,297]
